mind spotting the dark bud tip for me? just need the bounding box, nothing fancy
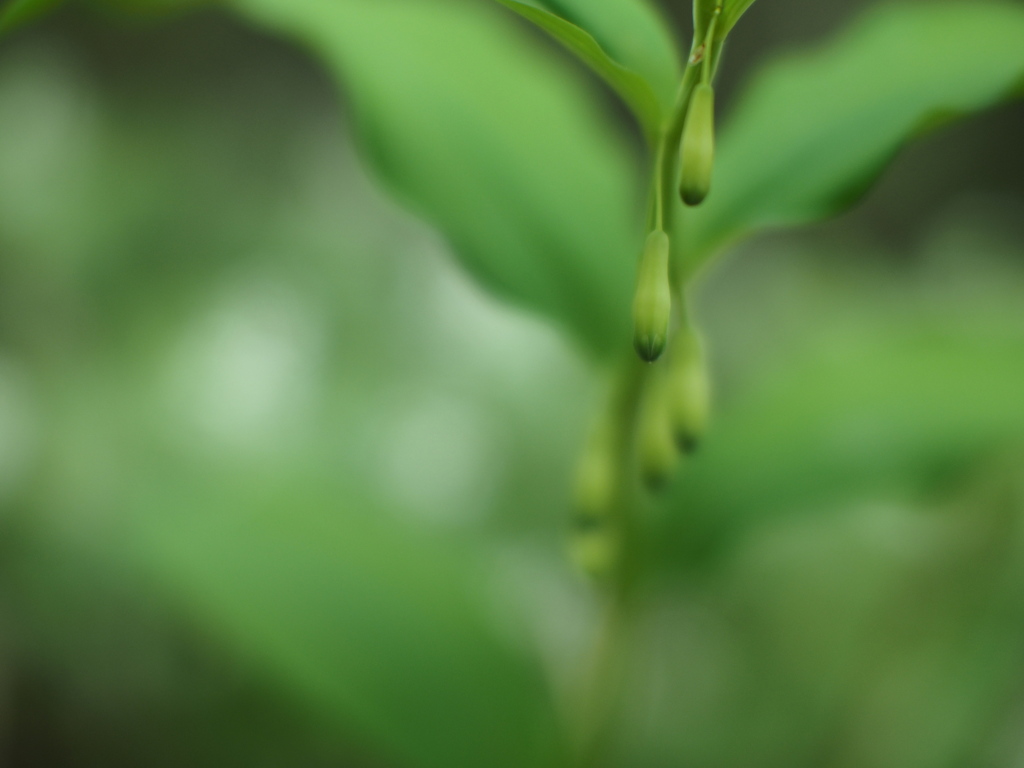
[634,334,665,363]
[676,433,700,455]
[642,469,671,492]
[681,187,708,207]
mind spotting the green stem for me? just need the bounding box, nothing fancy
[652,1,723,273]
[701,5,722,85]
[573,355,648,768]
[575,13,730,762]
[574,579,639,767]
[652,62,700,237]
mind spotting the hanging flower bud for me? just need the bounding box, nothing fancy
[572,409,619,518]
[668,327,711,451]
[639,371,679,490]
[632,230,672,363]
[679,83,716,207]
[569,385,628,580]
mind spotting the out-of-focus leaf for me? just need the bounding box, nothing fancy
[91,0,210,14]
[494,0,664,141]
[682,2,1024,274]
[0,524,362,768]
[661,326,1024,565]
[120,463,563,768]
[633,457,1024,768]
[0,0,62,34]
[0,25,568,768]
[7,443,564,768]
[234,0,640,356]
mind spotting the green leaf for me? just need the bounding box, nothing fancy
[494,0,664,142]
[501,0,680,115]
[0,0,63,34]
[661,326,1024,566]
[682,1,1024,274]
[90,0,211,14]
[0,525,361,766]
[122,466,564,768]
[694,0,755,49]
[10,439,564,768]
[234,0,640,356]
[720,0,757,37]
[0,28,573,765]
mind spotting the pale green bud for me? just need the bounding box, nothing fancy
[632,230,672,363]
[569,410,620,580]
[639,372,679,490]
[679,84,716,207]
[572,417,617,519]
[668,327,711,451]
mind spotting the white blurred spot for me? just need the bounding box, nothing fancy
[415,236,590,398]
[378,393,498,525]
[165,280,322,452]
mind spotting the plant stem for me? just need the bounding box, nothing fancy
[653,61,700,238]
[575,21,725,763]
[572,356,648,768]
[701,6,722,85]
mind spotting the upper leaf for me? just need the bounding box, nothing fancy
[495,0,665,141]
[681,1,1024,274]
[662,324,1024,568]
[235,0,640,357]
[694,0,756,49]
[505,0,681,116]
[720,0,757,37]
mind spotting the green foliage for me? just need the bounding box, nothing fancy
[695,0,758,42]
[496,0,680,114]
[632,454,1024,768]
[126,464,563,768]
[234,0,640,358]
[682,1,1024,274]
[720,0,757,37]
[0,0,62,34]
[2,1,1024,767]
[237,0,1024,353]
[493,0,665,141]
[0,35,576,767]
[663,280,1024,566]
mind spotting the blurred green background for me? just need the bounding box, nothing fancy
[0,0,1023,766]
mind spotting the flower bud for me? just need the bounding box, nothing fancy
[679,84,716,207]
[632,230,672,363]
[569,410,620,580]
[668,327,711,451]
[639,372,678,490]
[572,415,617,519]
